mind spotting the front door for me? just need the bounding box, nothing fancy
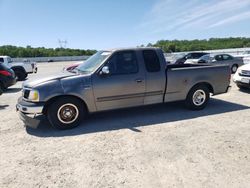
[92,50,146,111]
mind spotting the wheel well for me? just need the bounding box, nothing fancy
[0,80,5,88]
[12,66,26,74]
[42,95,88,115]
[191,82,214,94]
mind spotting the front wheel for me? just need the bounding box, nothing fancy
[231,64,238,74]
[47,97,86,130]
[185,85,210,110]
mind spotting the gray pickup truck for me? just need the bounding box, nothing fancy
[16,48,231,129]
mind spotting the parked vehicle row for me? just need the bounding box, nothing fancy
[0,56,38,95]
[174,52,209,65]
[0,56,37,81]
[196,54,243,73]
[173,52,244,73]
[0,63,16,95]
[16,48,231,130]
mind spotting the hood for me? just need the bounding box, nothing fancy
[239,63,250,71]
[23,71,76,88]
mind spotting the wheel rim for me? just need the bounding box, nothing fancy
[57,103,79,124]
[232,66,237,73]
[192,89,206,106]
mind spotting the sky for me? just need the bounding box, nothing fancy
[1,0,250,50]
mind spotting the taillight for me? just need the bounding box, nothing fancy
[0,70,11,76]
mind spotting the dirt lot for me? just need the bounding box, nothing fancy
[0,61,250,188]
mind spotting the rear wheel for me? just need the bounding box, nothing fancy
[0,82,4,95]
[47,97,86,130]
[231,64,238,74]
[15,70,27,81]
[185,85,210,110]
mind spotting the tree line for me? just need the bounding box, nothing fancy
[1,37,250,57]
[143,37,250,53]
[0,45,96,58]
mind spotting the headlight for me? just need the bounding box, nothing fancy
[29,90,39,101]
[23,89,40,102]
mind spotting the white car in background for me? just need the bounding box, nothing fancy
[233,63,250,89]
[0,56,37,81]
[243,56,250,64]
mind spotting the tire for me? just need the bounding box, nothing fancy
[47,97,86,130]
[237,84,247,90]
[15,70,27,81]
[185,84,210,110]
[0,81,7,91]
[0,82,4,95]
[231,64,238,74]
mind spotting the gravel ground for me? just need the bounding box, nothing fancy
[0,61,250,188]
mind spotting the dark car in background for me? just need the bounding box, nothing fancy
[197,54,244,73]
[175,52,209,64]
[0,64,16,95]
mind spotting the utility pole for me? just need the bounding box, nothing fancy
[58,39,68,48]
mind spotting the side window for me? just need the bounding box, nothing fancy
[222,55,233,61]
[215,55,223,61]
[192,53,200,59]
[143,50,161,72]
[108,51,138,75]
[185,54,193,59]
[0,58,4,63]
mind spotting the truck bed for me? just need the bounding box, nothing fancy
[164,63,231,103]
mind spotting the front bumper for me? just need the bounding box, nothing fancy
[16,97,44,114]
[16,97,45,128]
[235,81,250,88]
[233,73,250,88]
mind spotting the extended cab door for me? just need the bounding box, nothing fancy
[91,50,146,111]
[142,49,166,105]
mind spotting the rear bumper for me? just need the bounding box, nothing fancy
[2,76,16,88]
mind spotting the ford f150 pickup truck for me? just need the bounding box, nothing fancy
[0,56,37,81]
[16,48,231,130]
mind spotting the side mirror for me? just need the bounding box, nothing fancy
[100,66,110,75]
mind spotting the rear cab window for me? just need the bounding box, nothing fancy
[142,50,161,72]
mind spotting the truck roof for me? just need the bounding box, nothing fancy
[0,56,10,58]
[107,47,161,52]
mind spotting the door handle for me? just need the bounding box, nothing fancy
[135,79,143,83]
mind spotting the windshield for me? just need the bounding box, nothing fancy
[76,51,111,73]
[200,55,210,61]
[7,58,12,63]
